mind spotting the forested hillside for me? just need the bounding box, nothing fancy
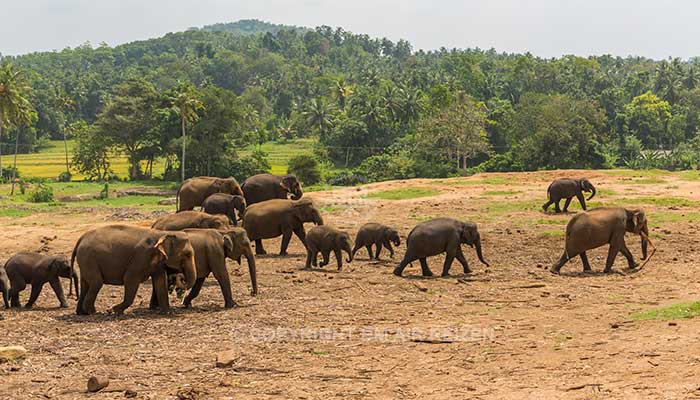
[3,19,700,183]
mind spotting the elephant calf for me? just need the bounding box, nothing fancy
[305,226,353,270]
[550,206,648,274]
[352,222,401,260]
[151,228,257,309]
[2,253,78,309]
[201,193,246,226]
[152,211,230,231]
[394,218,489,277]
[542,178,596,213]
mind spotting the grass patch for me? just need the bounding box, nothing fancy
[479,200,540,214]
[434,176,516,186]
[649,211,700,224]
[678,171,700,181]
[631,301,700,321]
[365,187,439,200]
[482,190,522,196]
[595,188,617,197]
[539,229,565,237]
[0,208,33,218]
[617,197,700,207]
[604,169,669,177]
[535,218,569,225]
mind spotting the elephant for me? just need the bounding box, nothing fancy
[351,223,401,260]
[0,265,9,309]
[3,253,79,309]
[542,178,596,213]
[393,218,489,277]
[177,176,244,212]
[550,207,649,274]
[152,211,230,231]
[241,174,303,206]
[304,226,353,271]
[243,198,324,255]
[201,193,246,225]
[71,225,197,315]
[149,228,257,309]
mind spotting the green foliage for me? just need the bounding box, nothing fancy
[365,187,439,200]
[225,150,271,182]
[287,155,321,185]
[631,302,700,321]
[57,171,71,182]
[325,171,367,186]
[72,123,112,181]
[27,183,54,203]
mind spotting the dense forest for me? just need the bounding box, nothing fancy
[2,19,700,184]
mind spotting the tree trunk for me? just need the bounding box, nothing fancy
[0,123,3,182]
[63,127,70,175]
[181,114,186,182]
[10,131,19,195]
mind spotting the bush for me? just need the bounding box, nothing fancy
[326,171,367,186]
[356,153,416,182]
[27,183,54,203]
[57,171,72,182]
[287,155,321,185]
[220,150,272,182]
[1,167,19,183]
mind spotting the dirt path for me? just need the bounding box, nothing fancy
[2,170,700,399]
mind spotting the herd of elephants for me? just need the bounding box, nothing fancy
[0,174,651,318]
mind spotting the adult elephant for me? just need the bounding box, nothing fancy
[152,211,230,231]
[0,265,9,309]
[542,178,596,213]
[72,225,197,315]
[550,207,648,274]
[241,174,303,206]
[393,218,489,277]
[243,198,323,255]
[177,176,244,212]
[150,228,257,309]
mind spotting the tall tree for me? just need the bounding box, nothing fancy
[166,81,204,182]
[0,63,35,193]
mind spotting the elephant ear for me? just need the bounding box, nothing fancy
[633,210,647,234]
[154,235,171,260]
[223,235,234,258]
[460,225,476,246]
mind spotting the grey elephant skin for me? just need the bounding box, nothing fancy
[0,264,10,309]
[394,218,489,277]
[305,226,353,270]
[152,211,230,231]
[71,225,197,315]
[241,174,303,206]
[201,193,246,225]
[542,178,596,213]
[243,198,323,255]
[177,176,243,211]
[550,206,648,274]
[352,223,401,260]
[2,253,78,309]
[150,228,258,309]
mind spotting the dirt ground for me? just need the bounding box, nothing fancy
[3,170,700,399]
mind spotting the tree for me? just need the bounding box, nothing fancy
[56,89,75,177]
[624,91,672,148]
[166,81,204,182]
[72,121,112,181]
[303,97,335,138]
[0,63,35,193]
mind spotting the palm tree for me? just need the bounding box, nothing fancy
[56,90,74,176]
[302,97,335,139]
[333,78,354,110]
[0,63,35,194]
[167,82,204,182]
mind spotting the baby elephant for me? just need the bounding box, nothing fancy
[550,206,648,274]
[542,178,596,213]
[352,223,401,260]
[152,211,230,231]
[3,253,79,309]
[394,218,489,277]
[201,193,246,226]
[305,226,353,270]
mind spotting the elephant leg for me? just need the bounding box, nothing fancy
[419,258,434,277]
[550,250,578,274]
[183,278,206,308]
[441,252,456,277]
[254,239,267,255]
[76,277,88,315]
[320,251,330,268]
[280,230,293,256]
[9,280,26,308]
[620,242,637,269]
[350,243,361,260]
[293,226,308,250]
[334,249,343,271]
[603,244,620,274]
[393,254,416,276]
[211,267,235,308]
[456,248,471,274]
[25,281,45,309]
[365,245,373,260]
[542,200,553,212]
[304,247,315,269]
[384,242,395,258]
[575,192,587,211]
[149,286,159,310]
[112,270,144,315]
[562,197,573,212]
[83,278,102,315]
[554,199,562,213]
[579,252,592,272]
[48,277,68,308]
[374,241,383,260]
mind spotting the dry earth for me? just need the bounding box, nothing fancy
[2,170,700,399]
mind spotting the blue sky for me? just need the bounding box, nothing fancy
[2,0,698,59]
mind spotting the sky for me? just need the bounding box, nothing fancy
[2,0,699,59]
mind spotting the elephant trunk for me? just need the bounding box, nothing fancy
[475,236,489,267]
[71,271,79,300]
[180,254,197,289]
[245,248,258,296]
[314,214,324,226]
[344,242,353,263]
[290,187,303,201]
[641,226,649,260]
[587,184,596,201]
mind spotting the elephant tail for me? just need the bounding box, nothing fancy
[69,235,83,299]
[546,182,554,200]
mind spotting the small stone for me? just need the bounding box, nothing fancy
[87,376,109,392]
[0,346,27,363]
[669,322,678,326]
[216,350,238,368]
[124,389,138,398]
[610,323,619,329]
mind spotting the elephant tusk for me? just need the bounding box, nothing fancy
[635,231,657,272]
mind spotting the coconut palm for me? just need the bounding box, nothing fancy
[302,97,335,139]
[167,81,204,182]
[0,63,35,193]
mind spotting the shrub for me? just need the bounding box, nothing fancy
[57,171,72,182]
[326,171,367,186]
[1,167,19,183]
[220,150,271,182]
[27,183,54,203]
[287,155,321,185]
